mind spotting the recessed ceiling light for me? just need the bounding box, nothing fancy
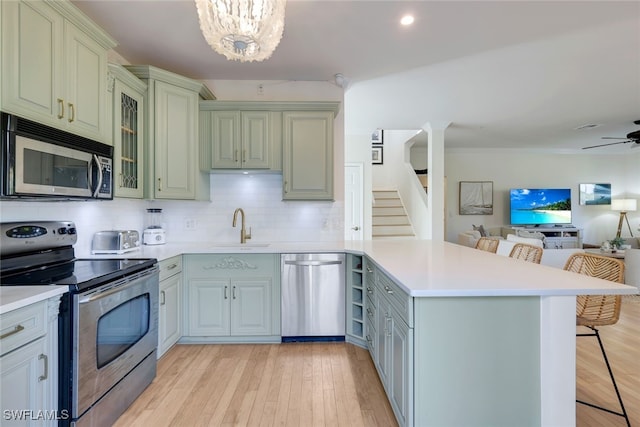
[400,15,414,26]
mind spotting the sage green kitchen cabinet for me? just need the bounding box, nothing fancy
[0,298,61,427]
[158,256,183,358]
[108,64,146,198]
[0,0,116,143]
[126,65,213,200]
[282,111,335,200]
[367,258,414,427]
[183,254,281,341]
[206,111,271,169]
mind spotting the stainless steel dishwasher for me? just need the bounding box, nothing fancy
[281,253,345,340]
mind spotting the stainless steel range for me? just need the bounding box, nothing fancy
[0,221,159,427]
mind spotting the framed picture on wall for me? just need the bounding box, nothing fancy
[371,129,384,144]
[459,181,493,215]
[372,146,383,164]
[579,183,611,205]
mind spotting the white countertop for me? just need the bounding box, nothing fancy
[0,285,67,315]
[78,239,637,298]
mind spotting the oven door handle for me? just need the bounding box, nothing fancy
[78,268,158,304]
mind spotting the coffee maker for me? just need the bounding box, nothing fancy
[143,208,166,245]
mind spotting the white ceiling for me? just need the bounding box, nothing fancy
[72,0,640,152]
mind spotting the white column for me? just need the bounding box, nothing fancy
[539,295,576,426]
[422,121,449,241]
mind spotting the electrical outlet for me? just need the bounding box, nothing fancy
[185,219,196,229]
[257,84,264,95]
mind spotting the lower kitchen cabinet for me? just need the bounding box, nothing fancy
[389,311,413,427]
[366,258,414,427]
[183,254,280,342]
[0,297,61,427]
[158,256,182,358]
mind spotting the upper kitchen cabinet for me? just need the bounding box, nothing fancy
[107,64,146,199]
[283,108,338,200]
[126,65,215,200]
[199,101,339,191]
[0,0,116,143]
[199,101,284,171]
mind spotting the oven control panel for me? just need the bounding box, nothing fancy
[1,221,77,256]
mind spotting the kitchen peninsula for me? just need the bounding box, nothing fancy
[2,240,636,427]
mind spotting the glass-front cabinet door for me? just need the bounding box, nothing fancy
[109,64,146,198]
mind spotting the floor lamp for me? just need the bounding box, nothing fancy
[611,199,637,238]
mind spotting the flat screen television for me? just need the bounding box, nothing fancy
[510,188,572,226]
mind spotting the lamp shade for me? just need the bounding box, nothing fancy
[611,199,637,212]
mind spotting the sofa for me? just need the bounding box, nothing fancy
[494,234,581,267]
[457,226,509,248]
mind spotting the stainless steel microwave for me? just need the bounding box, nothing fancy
[1,112,113,200]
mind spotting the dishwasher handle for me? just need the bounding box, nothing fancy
[284,260,343,267]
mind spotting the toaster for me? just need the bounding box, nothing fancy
[91,230,141,254]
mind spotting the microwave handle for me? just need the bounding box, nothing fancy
[90,154,103,198]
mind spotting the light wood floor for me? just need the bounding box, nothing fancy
[577,294,639,427]
[114,341,397,427]
[116,295,639,427]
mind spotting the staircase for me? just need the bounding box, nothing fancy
[372,190,416,239]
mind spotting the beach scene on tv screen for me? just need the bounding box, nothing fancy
[510,188,572,225]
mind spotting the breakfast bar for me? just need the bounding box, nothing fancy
[2,240,636,427]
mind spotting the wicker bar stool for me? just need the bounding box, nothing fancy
[563,253,630,427]
[475,237,499,253]
[508,243,543,264]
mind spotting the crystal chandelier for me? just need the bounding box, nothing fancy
[195,0,287,62]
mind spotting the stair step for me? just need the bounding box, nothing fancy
[373,215,410,226]
[372,224,415,235]
[373,234,418,240]
[372,189,415,239]
[374,198,402,207]
[373,206,407,216]
[373,190,399,199]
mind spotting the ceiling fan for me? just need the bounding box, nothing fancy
[582,119,640,150]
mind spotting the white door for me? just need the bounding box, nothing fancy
[345,163,364,240]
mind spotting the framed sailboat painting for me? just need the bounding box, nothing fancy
[459,181,493,215]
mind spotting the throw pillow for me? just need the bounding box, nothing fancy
[473,224,488,237]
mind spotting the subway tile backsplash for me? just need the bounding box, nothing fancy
[0,174,344,254]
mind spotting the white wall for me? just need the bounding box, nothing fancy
[410,145,428,170]
[444,149,640,245]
